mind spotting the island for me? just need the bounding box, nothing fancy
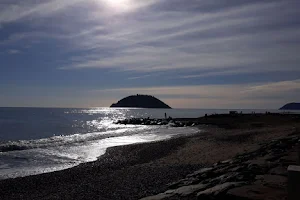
[110,94,172,109]
[280,102,300,110]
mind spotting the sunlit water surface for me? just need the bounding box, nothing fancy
[0,107,293,179]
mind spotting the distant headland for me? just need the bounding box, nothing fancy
[110,94,172,109]
[280,102,300,110]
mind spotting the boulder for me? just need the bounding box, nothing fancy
[197,182,245,198]
[226,184,286,200]
[269,166,288,176]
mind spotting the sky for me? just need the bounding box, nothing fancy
[0,0,300,109]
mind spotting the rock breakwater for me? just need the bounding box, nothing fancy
[116,118,198,127]
[141,134,300,200]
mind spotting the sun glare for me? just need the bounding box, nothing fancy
[100,0,133,12]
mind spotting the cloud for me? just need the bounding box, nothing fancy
[89,79,300,108]
[7,49,21,54]
[0,0,300,109]
[49,0,300,78]
[1,79,299,108]
[127,74,153,80]
[243,79,300,98]
[0,0,85,24]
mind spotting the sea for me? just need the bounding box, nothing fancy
[0,107,293,180]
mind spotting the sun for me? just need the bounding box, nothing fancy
[99,0,133,12]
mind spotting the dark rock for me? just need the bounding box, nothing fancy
[265,153,287,162]
[141,184,209,200]
[280,153,298,166]
[229,166,246,173]
[140,192,173,200]
[197,182,245,198]
[110,95,172,109]
[269,166,288,176]
[171,183,209,197]
[168,177,201,189]
[246,158,276,173]
[226,184,287,200]
[220,159,233,164]
[209,172,240,185]
[255,175,287,189]
[186,168,214,178]
[141,135,299,200]
[280,102,300,110]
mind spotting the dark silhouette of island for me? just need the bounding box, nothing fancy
[280,102,300,110]
[110,94,171,109]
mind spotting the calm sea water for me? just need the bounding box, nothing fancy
[0,107,288,179]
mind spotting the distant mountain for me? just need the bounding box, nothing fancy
[280,103,300,110]
[110,95,171,109]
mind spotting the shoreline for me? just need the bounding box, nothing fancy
[0,114,300,199]
[0,125,200,180]
[0,133,203,200]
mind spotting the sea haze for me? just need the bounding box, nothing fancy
[0,107,285,179]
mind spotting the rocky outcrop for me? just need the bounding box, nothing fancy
[280,103,300,110]
[140,134,300,200]
[116,118,197,127]
[110,95,171,109]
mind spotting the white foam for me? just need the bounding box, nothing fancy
[0,125,199,179]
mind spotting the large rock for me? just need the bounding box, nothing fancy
[197,182,245,198]
[255,175,287,189]
[280,102,300,110]
[269,166,288,176]
[140,184,208,200]
[226,184,287,200]
[110,95,172,109]
[141,135,299,200]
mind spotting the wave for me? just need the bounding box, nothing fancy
[0,125,151,153]
[0,144,29,152]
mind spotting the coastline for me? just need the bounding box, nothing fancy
[0,134,202,200]
[0,114,299,199]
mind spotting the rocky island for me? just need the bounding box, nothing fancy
[110,94,171,109]
[280,103,300,110]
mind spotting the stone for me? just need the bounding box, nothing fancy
[265,153,287,162]
[269,166,288,176]
[229,165,246,172]
[221,159,232,164]
[226,184,286,200]
[209,172,240,185]
[255,175,287,189]
[141,134,299,200]
[172,183,208,197]
[247,163,267,175]
[186,168,214,178]
[140,184,208,199]
[140,192,173,200]
[280,153,298,166]
[197,182,245,198]
[168,177,200,189]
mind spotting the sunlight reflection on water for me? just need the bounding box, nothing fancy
[1,107,283,179]
[0,107,200,179]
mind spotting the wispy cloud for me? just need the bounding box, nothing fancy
[90,79,300,108]
[244,79,300,96]
[0,0,300,108]
[52,0,300,77]
[94,79,300,99]
[0,0,85,24]
[127,74,153,80]
[7,49,21,54]
[2,0,300,76]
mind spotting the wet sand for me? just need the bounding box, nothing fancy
[0,114,299,200]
